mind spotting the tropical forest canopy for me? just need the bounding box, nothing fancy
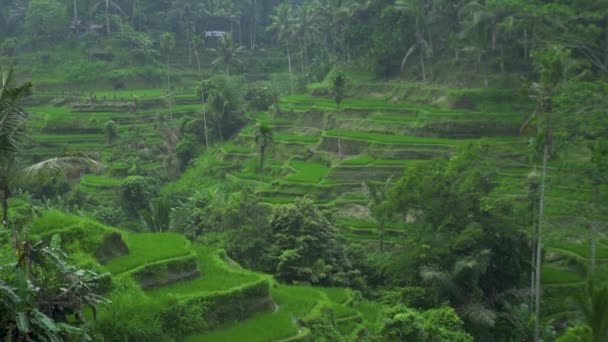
[1,0,608,341]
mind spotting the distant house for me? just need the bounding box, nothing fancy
[69,18,85,33]
[204,31,226,38]
[69,19,104,35]
[89,24,104,34]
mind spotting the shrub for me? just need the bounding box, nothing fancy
[245,82,274,110]
[89,206,127,227]
[119,176,158,217]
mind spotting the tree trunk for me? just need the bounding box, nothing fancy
[604,17,608,68]
[379,220,385,253]
[287,45,293,95]
[106,0,110,34]
[195,51,201,77]
[590,219,597,276]
[201,85,209,151]
[226,64,230,77]
[524,27,528,58]
[188,32,192,66]
[131,0,136,27]
[533,143,548,342]
[259,146,265,181]
[337,105,342,158]
[251,0,257,49]
[166,56,173,121]
[419,49,426,82]
[530,198,537,310]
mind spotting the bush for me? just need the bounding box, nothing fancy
[176,135,198,170]
[245,82,274,110]
[93,278,168,341]
[119,176,158,217]
[89,205,127,226]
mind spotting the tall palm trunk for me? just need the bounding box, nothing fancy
[418,44,426,82]
[286,45,293,95]
[337,105,342,158]
[200,84,209,151]
[105,0,110,34]
[259,145,266,181]
[531,237,536,310]
[166,56,173,121]
[379,220,385,253]
[534,142,548,342]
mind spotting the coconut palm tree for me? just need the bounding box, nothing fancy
[362,178,393,252]
[207,90,230,141]
[92,0,124,35]
[253,124,272,181]
[574,279,608,342]
[211,32,244,76]
[0,69,101,242]
[522,47,583,341]
[394,0,432,81]
[332,71,347,158]
[266,3,296,94]
[420,250,498,329]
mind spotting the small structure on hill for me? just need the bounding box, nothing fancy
[205,31,226,38]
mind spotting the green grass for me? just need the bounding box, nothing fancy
[542,266,585,285]
[283,160,329,183]
[183,284,362,342]
[548,242,608,259]
[104,233,191,274]
[326,130,518,145]
[79,174,122,188]
[274,132,320,143]
[341,155,375,166]
[145,246,262,298]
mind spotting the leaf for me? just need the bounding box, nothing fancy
[0,282,20,303]
[16,312,29,333]
[32,309,58,333]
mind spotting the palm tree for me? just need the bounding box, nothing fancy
[458,0,499,87]
[362,178,393,252]
[522,47,582,341]
[267,4,295,94]
[1,69,101,245]
[207,90,230,141]
[199,81,210,151]
[161,32,176,119]
[395,0,432,81]
[332,71,347,158]
[253,124,272,181]
[211,32,244,76]
[92,0,124,35]
[575,279,608,342]
[420,250,498,328]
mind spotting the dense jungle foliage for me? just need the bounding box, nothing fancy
[1,0,608,341]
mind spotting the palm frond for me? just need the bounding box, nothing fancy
[16,156,103,184]
[400,44,418,72]
[460,302,497,327]
[420,265,458,295]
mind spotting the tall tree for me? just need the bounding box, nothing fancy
[0,68,101,245]
[267,3,295,95]
[395,0,432,81]
[331,71,347,159]
[523,47,582,342]
[211,32,244,76]
[362,178,393,252]
[160,31,176,119]
[253,123,272,181]
[92,0,123,34]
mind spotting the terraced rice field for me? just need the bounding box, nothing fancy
[26,85,607,324]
